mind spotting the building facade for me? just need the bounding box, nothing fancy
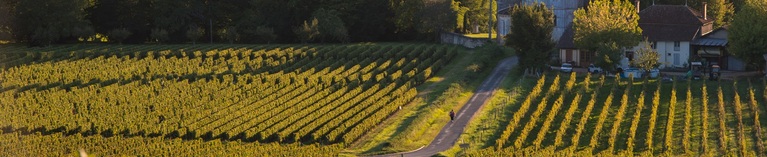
[497,0,586,43]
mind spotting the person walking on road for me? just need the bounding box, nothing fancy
[449,110,455,122]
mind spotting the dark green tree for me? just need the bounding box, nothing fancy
[416,0,457,41]
[107,28,131,44]
[13,0,93,45]
[0,0,17,41]
[150,28,169,44]
[457,0,495,33]
[254,26,277,44]
[312,9,349,43]
[574,0,642,71]
[728,0,767,70]
[217,26,239,44]
[186,25,205,44]
[293,18,320,43]
[505,3,555,70]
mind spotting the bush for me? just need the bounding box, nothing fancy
[186,25,205,44]
[312,9,349,43]
[108,28,132,44]
[255,26,277,44]
[293,18,319,43]
[217,26,239,44]
[72,26,95,42]
[151,28,169,44]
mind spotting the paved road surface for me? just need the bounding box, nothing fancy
[372,57,518,157]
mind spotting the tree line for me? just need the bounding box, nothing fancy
[0,0,499,46]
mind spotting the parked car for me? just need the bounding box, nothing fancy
[560,63,573,73]
[588,64,602,73]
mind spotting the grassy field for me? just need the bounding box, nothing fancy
[452,72,767,156]
[0,43,467,156]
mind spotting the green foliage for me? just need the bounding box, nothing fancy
[452,0,469,32]
[293,18,320,43]
[574,0,642,71]
[107,28,131,44]
[456,0,495,33]
[717,85,729,152]
[631,40,660,72]
[72,26,95,42]
[505,3,555,70]
[217,26,239,44]
[186,25,205,44]
[13,0,92,45]
[710,0,736,28]
[254,26,277,44]
[312,9,349,43]
[728,0,767,70]
[150,28,169,44]
[665,80,677,152]
[416,0,457,41]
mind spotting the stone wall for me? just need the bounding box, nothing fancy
[440,32,488,48]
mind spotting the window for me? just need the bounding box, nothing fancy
[652,41,657,49]
[674,41,681,51]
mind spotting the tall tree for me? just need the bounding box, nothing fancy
[505,3,554,70]
[573,0,642,71]
[728,0,767,70]
[709,0,735,28]
[416,0,457,41]
[312,9,349,43]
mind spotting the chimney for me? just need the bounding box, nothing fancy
[635,0,640,13]
[703,2,708,20]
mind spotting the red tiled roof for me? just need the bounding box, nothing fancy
[638,5,714,41]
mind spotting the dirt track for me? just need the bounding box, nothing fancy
[372,57,518,157]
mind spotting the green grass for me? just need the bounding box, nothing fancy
[458,72,767,156]
[342,45,513,156]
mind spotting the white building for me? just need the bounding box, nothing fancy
[497,0,586,43]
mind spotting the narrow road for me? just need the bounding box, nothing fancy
[373,57,518,157]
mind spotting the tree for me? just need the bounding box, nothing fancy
[312,9,349,43]
[72,26,95,42]
[457,0,495,33]
[728,0,767,70]
[151,28,169,44]
[631,39,660,71]
[13,0,93,45]
[505,3,555,70]
[293,18,319,43]
[573,0,642,71]
[254,26,277,44]
[0,0,17,41]
[709,0,735,28]
[186,25,205,44]
[108,28,132,44]
[217,26,239,44]
[416,0,457,41]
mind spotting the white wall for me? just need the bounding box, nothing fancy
[519,0,582,42]
[629,41,690,69]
